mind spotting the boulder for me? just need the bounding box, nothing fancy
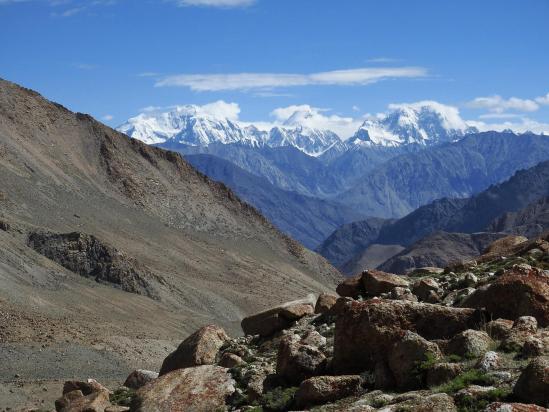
[461,268,549,327]
[159,325,229,375]
[387,331,442,390]
[476,351,501,372]
[300,330,326,348]
[389,392,457,411]
[455,385,497,404]
[241,294,315,337]
[55,389,111,412]
[219,352,244,368]
[361,269,409,296]
[513,316,538,333]
[513,357,549,406]
[62,379,111,396]
[522,337,544,358]
[333,299,481,373]
[123,370,158,390]
[412,278,442,302]
[426,362,463,387]
[315,293,338,314]
[276,334,326,384]
[446,329,493,358]
[295,375,362,407]
[485,319,514,340]
[336,275,363,298]
[485,403,548,411]
[132,365,235,412]
[389,286,418,302]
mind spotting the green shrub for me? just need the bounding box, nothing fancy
[110,387,135,406]
[436,369,496,394]
[456,387,511,412]
[260,386,299,411]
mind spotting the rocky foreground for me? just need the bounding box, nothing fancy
[52,234,549,412]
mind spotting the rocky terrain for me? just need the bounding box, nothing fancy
[0,79,340,409]
[47,233,549,412]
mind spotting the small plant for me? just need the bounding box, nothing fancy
[110,387,135,406]
[412,351,439,381]
[260,386,299,411]
[455,387,512,412]
[447,354,463,363]
[436,369,496,394]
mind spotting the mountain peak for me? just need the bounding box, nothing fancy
[351,101,477,147]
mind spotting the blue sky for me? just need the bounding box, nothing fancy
[1,0,548,136]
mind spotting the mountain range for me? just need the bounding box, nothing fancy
[319,160,549,274]
[118,104,549,249]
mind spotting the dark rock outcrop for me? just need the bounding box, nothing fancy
[27,231,159,298]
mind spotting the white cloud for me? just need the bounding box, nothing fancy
[469,117,549,135]
[155,66,428,91]
[102,114,114,121]
[467,95,539,113]
[367,57,400,63]
[268,104,363,138]
[193,100,240,120]
[171,0,255,7]
[388,100,469,130]
[536,93,549,105]
[141,101,241,121]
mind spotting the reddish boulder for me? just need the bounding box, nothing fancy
[513,357,549,406]
[333,299,480,373]
[241,294,315,337]
[124,370,159,390]
[133,365,235,412]
[462,268,549,327]
[387,331,442,390]
[486,403,548,411]
[315,293,338,314]
[336,275,363,298]
[159,325,229,375]
[276,334,326,384]
[295,375,362,408]
[361,269,409,296]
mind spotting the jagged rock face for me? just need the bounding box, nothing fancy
[132,365,235,412]
[333,299,480,373]
[513,357,549,406]
[27,231,159,298]
[462,267,549,326]
[159,325,229,376]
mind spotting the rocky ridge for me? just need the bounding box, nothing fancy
[51,233,549,411]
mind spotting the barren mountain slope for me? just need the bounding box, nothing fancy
[0,79,340,408]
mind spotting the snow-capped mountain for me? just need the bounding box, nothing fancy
[117,101,480,158]
[117,105,267,147]
[118,106,342,157]
[350,101,478,148]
